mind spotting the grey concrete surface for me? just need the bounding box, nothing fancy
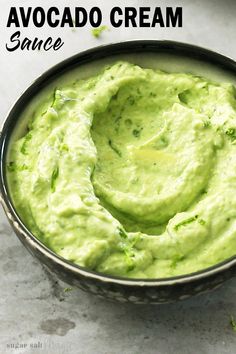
[0,0,236,353]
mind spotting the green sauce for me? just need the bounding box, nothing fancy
[91,25,109,38]
[7,61,236,278]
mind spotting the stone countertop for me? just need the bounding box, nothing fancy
[1,0,236,353]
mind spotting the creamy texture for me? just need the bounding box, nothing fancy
[7,62,236,278]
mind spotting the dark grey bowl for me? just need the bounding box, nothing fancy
[1,40,236,304]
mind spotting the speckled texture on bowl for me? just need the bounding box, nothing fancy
[1,40,236,304]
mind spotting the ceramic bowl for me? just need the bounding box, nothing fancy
[1,40,236,304]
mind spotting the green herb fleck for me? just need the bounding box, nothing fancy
[226,128,236,141]
[124,248,135,271]
[91,26,109,38]
[51,166,59,192]
[118,227,128,239]
[64,287,73,293]
[7,161,16,172]
[118,230,139,271]
[160,136,168,147]
[178,90,190,104]
[7,162,28,172]
[60,144,69,152]
[20,132,32,154]
[203,120,211,128]
[230,315,236,332]
[150,92,157,97]
[51,88,58,107]
[132,129,142,138]
[18,164,28,171]
[200,189,208,195]
[108,139,122,157]
[174,215,198,231]
[198,219,206,226]
[120,242,135,271]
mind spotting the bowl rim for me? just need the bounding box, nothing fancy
[1,39,236,287]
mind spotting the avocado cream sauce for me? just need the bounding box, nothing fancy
[7,62,236,278]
